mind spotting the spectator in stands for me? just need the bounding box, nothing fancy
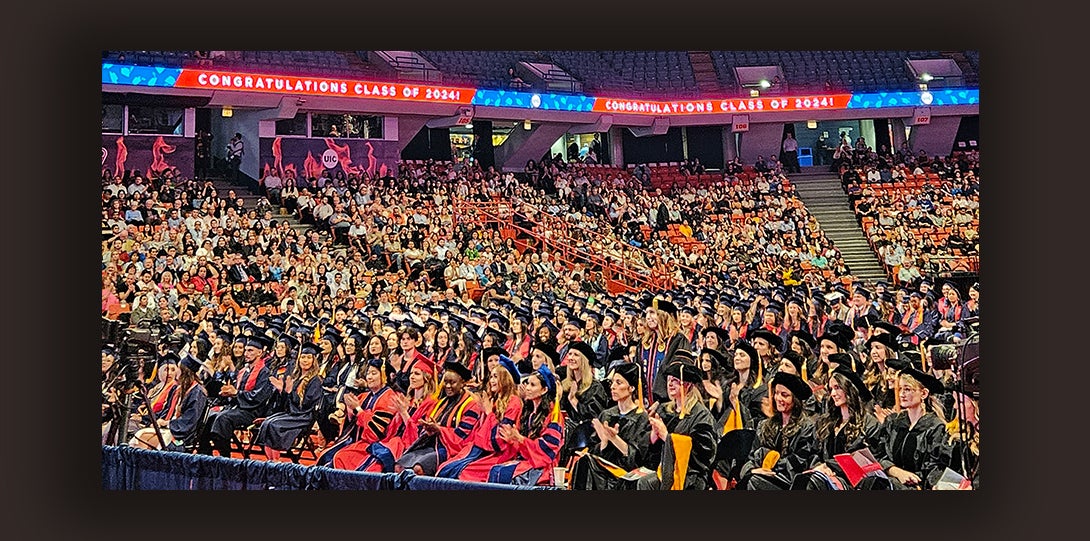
[782,133,801,174]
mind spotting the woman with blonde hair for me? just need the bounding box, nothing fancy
[869,367,952,489]
[635,352,718,490]
[558,341,609,464]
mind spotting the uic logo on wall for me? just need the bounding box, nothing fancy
[322,149,339,169]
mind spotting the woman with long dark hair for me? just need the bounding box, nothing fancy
[129,355,208,451]
[321,359,399,470]
[798,367,883,489]
[254,341,323,461]
[739,372,818,490]
[490,364,565,485]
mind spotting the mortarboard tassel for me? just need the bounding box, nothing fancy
[636,367,645,413]
[920,343,928,372]
[752,353,763,389]
[801,359,808,383]
[679,366,686,419]
[551,383,562,423]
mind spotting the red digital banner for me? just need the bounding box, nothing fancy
[591,94,852,115]
[173,69,476,104]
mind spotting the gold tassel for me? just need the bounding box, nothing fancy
[552,379,562,423]
[637,369,645,413]
[752,354,763,389]
[801,359,808,382]
[920,343,928,372]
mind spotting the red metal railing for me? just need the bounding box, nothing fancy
[453,198,676,293]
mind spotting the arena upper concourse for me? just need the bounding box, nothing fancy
[101,50,979,491]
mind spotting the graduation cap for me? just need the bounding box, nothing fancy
[497,355,522,383]
[771,372,812,401]
[780,350,805,376]
[487,310,510,330]
[245,335,270,350]
[853,313,880,331]
[320,329,342,347]
[534,342,562,368]
[277,333,299,351]
[831,365,872,403]
[735,340,760,368]
[564,316,586,330]
[481,346,509,363]
[818,323,853,352]
[232,333,248,345]
[865,332,900,353]
[583,310,603,325]
[534,364,558,396]
[897,365,945,396]
[443,360,473,381]
[749,328,784,352]
[662,354,704,383]
[878,291,896,304]
[701,326,732,347]
[873,321,902,338]
[699,348,729,372]
[610,362,641,389]
[564,341,598,366]
[642,296,678,318]
[605,344,628,366]
[159,351,180,366]
[827,352,861,375]
[787,330,817,350]
[179,353,202,374]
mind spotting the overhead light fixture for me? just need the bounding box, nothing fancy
[920,73,934,82]
[759,79,771,89]
[749,89,760,97]
[523,119,532,130]
[221,106,233,118]
[920,91,934,105]
[465,122,473,129]
[807,120,818,129]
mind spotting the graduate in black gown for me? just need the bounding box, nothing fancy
[797,366,884,490]
[558,341,611,465]
[254,341,323,461]
[739,372,819,490]
[635,352,718,490]
[569,362,652,490]
[868,366,952,490]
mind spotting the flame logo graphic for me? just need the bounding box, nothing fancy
[115,137,128,178]
[146,136,177,177]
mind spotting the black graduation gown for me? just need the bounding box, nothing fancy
[559,379,610,464]
[255,375,323,451]
[873,411,952,490]
[570,406,652,490]
[800,413,883,490]
[740,414,819,490]
[637,401,718,490]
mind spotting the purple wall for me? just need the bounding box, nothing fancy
[259,137,400,181]
[101,135,195,179]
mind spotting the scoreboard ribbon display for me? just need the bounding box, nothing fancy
[103,63,979,113]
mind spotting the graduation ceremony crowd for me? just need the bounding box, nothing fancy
[101,145,980,490]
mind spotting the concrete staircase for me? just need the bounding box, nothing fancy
[210,178,315,238]
[789,169,888,284]
[687,51,722,94]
